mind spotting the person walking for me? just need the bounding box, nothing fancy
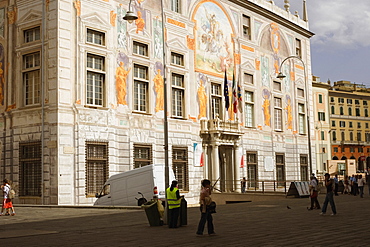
[343,175,351,195]
[241,177,246,193]
[357,175,366,198]
[166,180,181,228]
[1,179,15,216]
[334,174,339,196]
[320,173,337,216]
[196,179,215,236]
[308,175,320,210]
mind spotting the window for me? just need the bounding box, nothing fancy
[19,141,42,196]
[242,15,251,40]
[23,52,41,106]
[171,0,181,13]
[348,107,352,116]
[85,141,109,196]
[274,97,282,131]
[340,107,344,115]
[24,26,40,43]
[349,122,353,128]
[245,91,254,127]
[331,120,336,127]
[86,54,105,106]
[364,100,368,106]
[331,106,335,114]
[366,123,369,129]
[276,154,285,186]
[338,98,344,103]
[366,133,370,142]
[298,103,305,134]
[350,147,355,153]
[321,131,325,140]
[244,73,253,84]
[134,144,152,168]
[211,83,222,119]
[133,41,148,57]
[341,146,345,152]
[273,81,281,91]
[318,94,323,103]
[347,99,352,104]
[133,64,149,112]
[318,112,325,121]
[247,152,257,188]
[297,88,304,97]
[295,38,301,58]
[356,108,360,116]
[172,147,188,191]
[171,73,185,118]
[355,99,360,105]
[333,147,338,152]
[365,109,368,117]
[340,121,346,128]
[357,132,362,141]
[330,97,334,103]
[341,132,345,141]
[359,147,364,153]
[171,52,184,66]
[300,155,308,181]
[350,132,353,141]
[332,131,337,141]
[358,122,361,128]
[87,29,105,46]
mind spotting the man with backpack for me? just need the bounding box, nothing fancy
[320,173,337,216]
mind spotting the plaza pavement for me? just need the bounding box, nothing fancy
[0,192,369,247]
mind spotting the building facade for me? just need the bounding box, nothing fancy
[0,0,315,205]
[329,80,370,172]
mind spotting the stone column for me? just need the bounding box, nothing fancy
[211,142,220,190]
[234,143,241,192]
[202,144,209,179]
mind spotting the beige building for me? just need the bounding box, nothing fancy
[0,0,315,205]
[312,76,331,175]
[329,80,370,173]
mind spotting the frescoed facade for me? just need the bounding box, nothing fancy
[0,0,315,205]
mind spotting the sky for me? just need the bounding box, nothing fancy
[274,0,370,87]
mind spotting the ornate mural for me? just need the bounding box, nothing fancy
[197,73,208,119]
[192,1,234,77]
[116,53,130,105]
[153,62,164,112]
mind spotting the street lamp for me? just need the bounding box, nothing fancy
[277,55,313,177]
[123,0,169,189]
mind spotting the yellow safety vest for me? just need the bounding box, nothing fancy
[166,187,181,209]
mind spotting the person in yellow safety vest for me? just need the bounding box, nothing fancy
[166,180,182,228]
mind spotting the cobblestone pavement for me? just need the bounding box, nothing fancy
[0,193,369,247]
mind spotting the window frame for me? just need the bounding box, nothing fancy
[24,26,41,43]
[133,41,149,57]
[245,91,254,128]
[134,144,152,169]
[170,52,184,67]
[86,53,106,107]
[211,83,223,120]
[171,73,185,118]
[242,14,251,40]
[86,28,106,46]
[133,64,149,113]
[172,147,189,191]
[23,51,41,106]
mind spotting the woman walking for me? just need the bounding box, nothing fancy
[1,179,15,216]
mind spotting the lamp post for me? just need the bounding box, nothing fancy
[277,55,313,177]
[123,0,169,189]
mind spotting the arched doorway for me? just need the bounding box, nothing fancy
[332,156,339,160]
[341,156,347,160]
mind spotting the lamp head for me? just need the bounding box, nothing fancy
[277,72,286,79]
[123,11,138,23]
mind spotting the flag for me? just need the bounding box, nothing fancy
[237,73,243,113]
[224,70,229,110]
[232,72,237,113]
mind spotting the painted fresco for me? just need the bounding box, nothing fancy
[261,56,269,87]
[117,6,127,49]
[193,1,234,76]
[153,18,163,59]
[197,73,208,119]
[285,94,292,130]
[116,53,130,105]
[262,89,271,127]
[0,8,4,37]
[153,61,164,112]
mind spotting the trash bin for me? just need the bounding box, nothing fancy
[179,196,187,226]
[142,200,162,226]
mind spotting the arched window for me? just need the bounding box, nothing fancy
[332,131,336,141]
[350,132,353,141]
[341,156,347,160]
[332,156,339,160]
[340,106,344,115]
[331,106,335,114]
[348,107,352,116]
[341,131,345,141]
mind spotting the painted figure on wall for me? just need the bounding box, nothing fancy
[262,89,271,127]
[261,56,269,87]
[285,95,293,130]
[0,8,5,37]
[153,62,164,112]
[116,53,131,105]
[153,18,163,59]
[135,11,145,34]
[197,74,207,119]
[117,6,127,49]
[193,1,234,76]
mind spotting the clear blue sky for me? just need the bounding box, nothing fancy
[274,0,370,87]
